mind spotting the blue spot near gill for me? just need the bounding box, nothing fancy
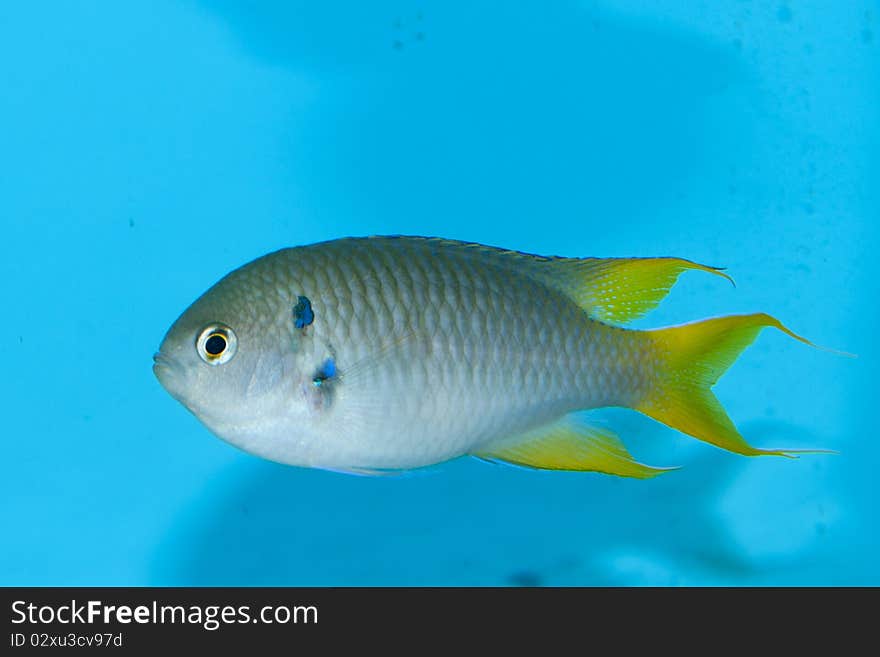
[293,296,314,329]
[312,358,337,387]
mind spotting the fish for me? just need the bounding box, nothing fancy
[153,235,826,477]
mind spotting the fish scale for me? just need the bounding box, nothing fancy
[286,242,645,467]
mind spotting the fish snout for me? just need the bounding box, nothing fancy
[152,351,187,399]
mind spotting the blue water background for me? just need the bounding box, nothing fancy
[2,1,877,585]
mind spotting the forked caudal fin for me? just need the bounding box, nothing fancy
[636,313,839,457]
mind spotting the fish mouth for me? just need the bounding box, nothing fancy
[153,351,186,399]
[152,351,173,375]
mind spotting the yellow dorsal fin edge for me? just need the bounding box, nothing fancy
[537,256,735,325]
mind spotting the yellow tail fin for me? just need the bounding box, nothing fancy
[636,313,822,456]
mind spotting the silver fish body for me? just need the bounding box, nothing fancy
[155,237,652,471]
[155,236,816,476]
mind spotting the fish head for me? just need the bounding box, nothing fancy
[153,255,325,461]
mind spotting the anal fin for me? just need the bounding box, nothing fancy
[473,415,675,479]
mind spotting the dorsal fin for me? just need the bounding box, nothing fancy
[365,237,733,325]
[530,256,734,324]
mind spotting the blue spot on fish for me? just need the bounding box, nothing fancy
[312,358,337,387]
[293,296,314,329]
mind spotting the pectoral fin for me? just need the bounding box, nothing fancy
[473,415,675,479]
[323,466,407,477]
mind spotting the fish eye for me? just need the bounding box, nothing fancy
[196,324,237,365]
